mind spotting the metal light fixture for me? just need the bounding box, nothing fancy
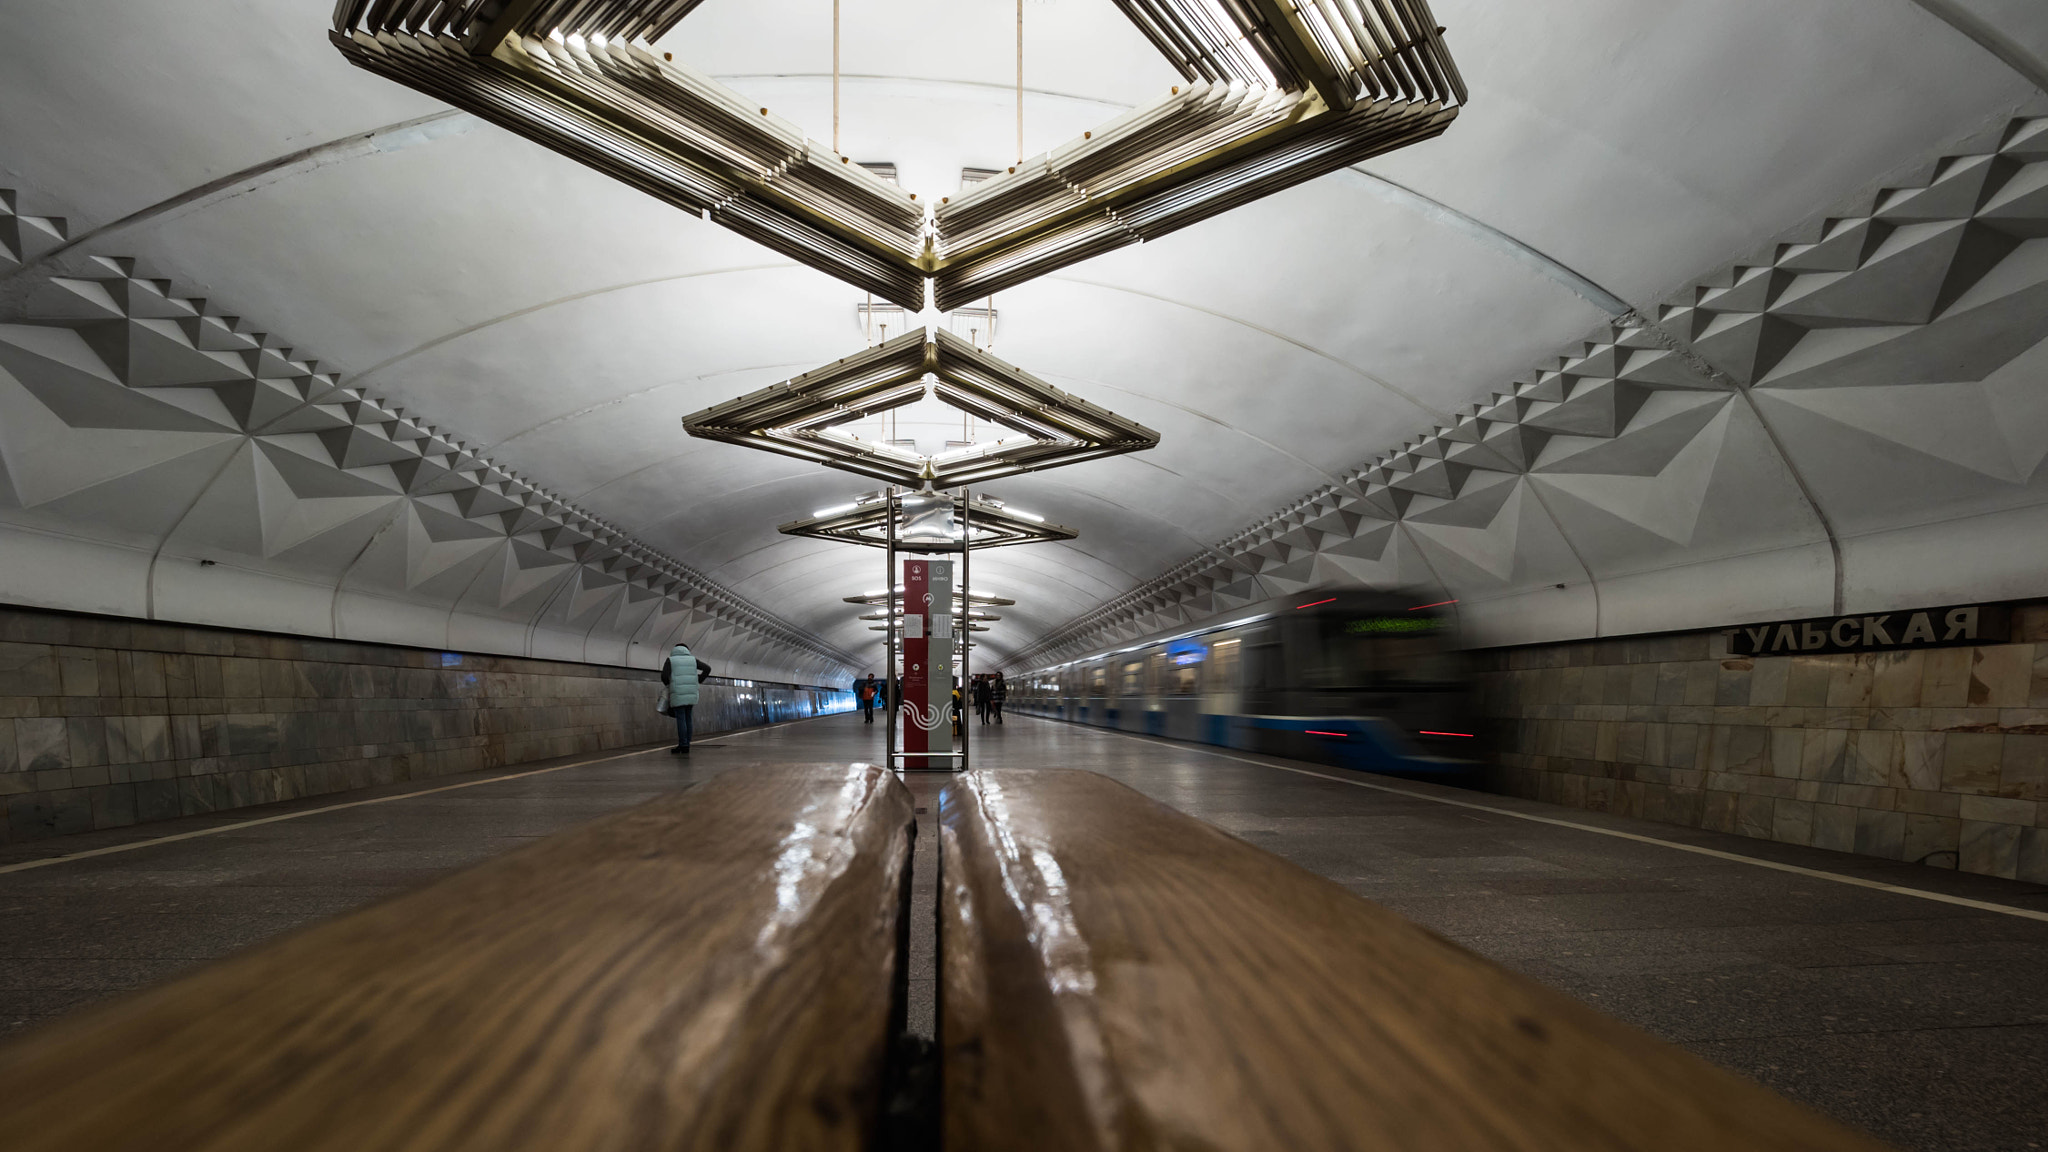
[844,590,1015,607]
[781,489,1076,552]
[331,0,1464,310]
[681,327,1158,488]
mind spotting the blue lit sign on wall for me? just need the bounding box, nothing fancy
[1166,639,1207,666]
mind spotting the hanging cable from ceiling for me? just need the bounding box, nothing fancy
[832,0,841,154]
[1015,0,1024,165]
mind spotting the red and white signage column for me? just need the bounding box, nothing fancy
[899,558,955,769]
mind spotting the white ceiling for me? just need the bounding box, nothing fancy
[1,0,2044,668]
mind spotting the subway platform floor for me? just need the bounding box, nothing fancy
[2,712,2044,1151]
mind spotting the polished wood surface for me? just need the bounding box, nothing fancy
[938,769,1891,1152]
[0,764,915,1152]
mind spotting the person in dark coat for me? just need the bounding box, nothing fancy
[661,642,712,753]
[855,673,880,724]
[991,672,1007,724]
[973,675,993,725]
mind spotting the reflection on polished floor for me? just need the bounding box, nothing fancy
[2,712,2044,1152]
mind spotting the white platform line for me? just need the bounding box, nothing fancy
[0,712,835,877]
[1086,725,2048,924]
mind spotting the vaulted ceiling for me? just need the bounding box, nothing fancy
[1,1,2045,676]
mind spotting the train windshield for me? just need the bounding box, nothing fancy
[1304,614,1461,688]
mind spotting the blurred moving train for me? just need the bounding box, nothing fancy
[1008,589,1486,785]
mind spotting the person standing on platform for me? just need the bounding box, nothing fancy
[973,674,993,725]
[951,679,963,738]
[662,641,711,754]
[855,673,879,724]
[991,672,1007,725]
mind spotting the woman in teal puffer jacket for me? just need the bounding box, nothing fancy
[662,642,712,753]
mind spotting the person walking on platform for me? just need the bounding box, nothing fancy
[951,679,963,738]
[973,674,993,725]
[991,672,1007,725]
[662,641,711,753]
[855,673,879,724]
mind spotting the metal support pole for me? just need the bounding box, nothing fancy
[959,486,971,771]
[885,486,897,769]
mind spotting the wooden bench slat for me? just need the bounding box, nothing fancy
[0,764,915,1152]
[938,770,1890,1152]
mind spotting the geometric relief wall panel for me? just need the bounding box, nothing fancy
[1011,113,2048,668]
[0,227,853,678]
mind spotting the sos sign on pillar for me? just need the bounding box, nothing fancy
[900,559,955,769]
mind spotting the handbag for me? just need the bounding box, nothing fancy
[655,684,672,716]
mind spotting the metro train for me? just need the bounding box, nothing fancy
[1008,588,1486,784]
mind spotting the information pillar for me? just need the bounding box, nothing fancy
[900,558,956,769]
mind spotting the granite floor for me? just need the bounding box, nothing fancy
[4,711,2045,1150]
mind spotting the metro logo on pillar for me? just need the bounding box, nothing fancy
[1724,603,2010,656]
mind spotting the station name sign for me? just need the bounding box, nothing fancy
[1725,603,2010,656]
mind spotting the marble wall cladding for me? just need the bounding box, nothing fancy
[0,605,850,844]
[1472,603,2048,884]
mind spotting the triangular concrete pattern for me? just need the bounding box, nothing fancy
[1530,401,1734,548]
[0,358,238,508]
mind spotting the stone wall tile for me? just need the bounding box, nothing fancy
[55,647,99,696]
[1734,793,1773,838]
[1783,657,1830,706]
[0,642,59,696]
[1765,728,1801,779]
[2003,734,2048,800]
[1942,732,2005,794]
[16,719,67,772]
[1867,650,1923,707]
[1901,814,1960,865]
[1896,789,1961,817]
[1715,660,1752,705]
[1959,821,2021,878]
[65,717,107,768]
[1766,796,1812,845]
[220,657,262,701]
[127,651,167,698]
[1845,729,1900,787]
[2018,828,2048,884]
[1826,658,1873,708]
[1726,725,1769,774]
[1800,728,1848,781]
[170,714,202,760]
[1897,731,1945,791]
[1922,648,1972,708]
[1701,789,1738,833]
[1747,658,1789,706]
[1653,663,1687,705]
[1958,795,2037,826]
[1628,664,1658,705]
[1811,804,1857,852]
[1616,721,1647,764]
[1854,810,1906,859]
[1969,644,2032,708]
[1683,662,1718,706]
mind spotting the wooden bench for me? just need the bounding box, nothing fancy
[938,769,1889,1152]
[0,764,916,1152]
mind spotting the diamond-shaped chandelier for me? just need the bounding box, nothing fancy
[782,490,1078,553]
[681,327,1158,488]
[331,0,1464,310]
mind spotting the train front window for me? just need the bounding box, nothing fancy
[1308,614,1459,688]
